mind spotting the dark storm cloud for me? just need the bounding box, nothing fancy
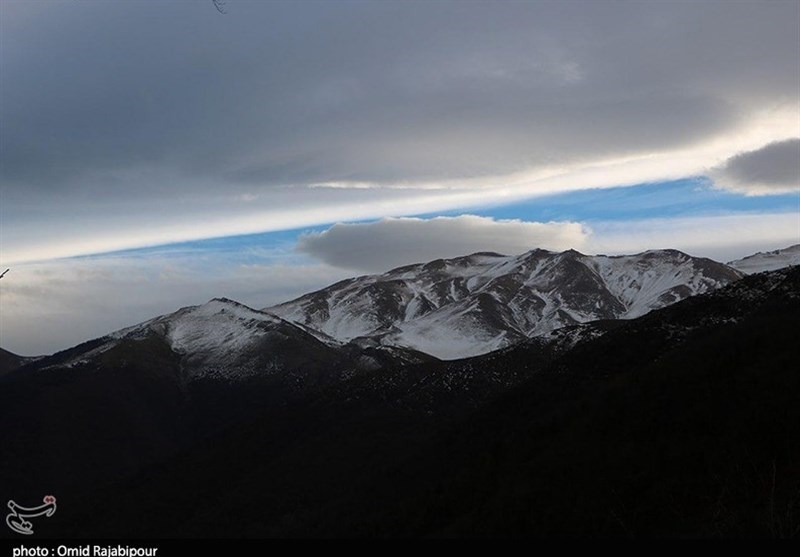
[713,139,800,194]
[2,0,798,196]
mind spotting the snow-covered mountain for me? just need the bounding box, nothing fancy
[728,244,800,274]
[27,297,433,385]
[13,245,796,380]
[35,297,346,382]
[267,248,742,359]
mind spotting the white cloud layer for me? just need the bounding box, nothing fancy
[296,216,588,271]
[711,139,800,195]
[1,1,798,262]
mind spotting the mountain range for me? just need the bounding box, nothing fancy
[4,245,796,370]
[0,244,798,537]
[268,248,743,358]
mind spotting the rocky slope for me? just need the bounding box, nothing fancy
[267,248,742,359]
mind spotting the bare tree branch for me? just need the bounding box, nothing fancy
[212,0,227,14]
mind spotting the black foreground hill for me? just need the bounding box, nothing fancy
[1,266,799,538]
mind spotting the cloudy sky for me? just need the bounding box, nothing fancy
[1,0,798,355]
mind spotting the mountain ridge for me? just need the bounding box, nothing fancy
[267,247,743,359]
[2,244,797,367]
[729,243,800,274]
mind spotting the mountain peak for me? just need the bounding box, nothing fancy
[209,296,239,305]
[632,248,690,258]
[175,298,278,322]
[467,251,507,258]
[268,247,742,359]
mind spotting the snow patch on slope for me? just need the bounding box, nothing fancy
[586,251,726,318]
[162,298,279,356]
[102,298,296,379]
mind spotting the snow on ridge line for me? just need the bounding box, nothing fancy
[107,297,286,351]
[728,244,800,275]
[188,298,282,322]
